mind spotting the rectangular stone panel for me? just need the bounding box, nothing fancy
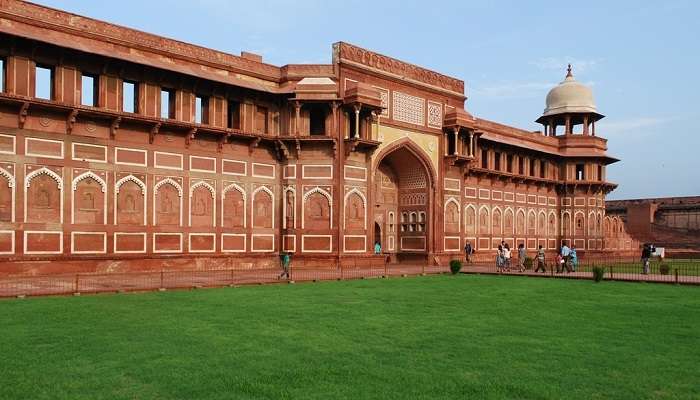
[302,235,332,253]
[24,231,62,254]
[154,152,183,170]
[72,143,107,163]
[527,238,537,250]
[25,137,63,159]
[444,236,460,251]
[528,195,537,204]
[0,230,14,254]
[302,165,332,179]
[343,235,365,253]
[252,234,274,252]
[283,165,296,179]
[492,190,503,201]
[465,187,477,198]
[504,192,515,202]
[252,163,275,178]
[283,235,296,252]
[115,147,147,166]
[444,178,460,192]
[478,237,490,250]
[0,134,16,154]
[71,232,106,254]
[222,159,246,176]
[538,196,547,205]
[221,234,246,253]
[189,233,215,252]
[190,156,216,173]
[114,232,147,253]
[400,236,425,251]
[153,233,182,253]
[548,239,557,250]
[344,166,367,181]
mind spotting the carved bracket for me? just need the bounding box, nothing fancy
[110,116,122,139]
[217,133,230,152]
[276,139,290,160]
[248,136,261,155]
[344,139,359,158]
[149,122,162,144]
[18,102,29,129]
[66,109,79,134]
[185,128,197,148]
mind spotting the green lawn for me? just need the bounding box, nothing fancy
[1,276,698,400]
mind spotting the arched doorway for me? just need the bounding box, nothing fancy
[373,141,434,263]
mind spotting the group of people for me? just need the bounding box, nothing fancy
[464,240,579,274]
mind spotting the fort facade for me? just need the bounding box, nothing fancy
[0,1,636,275]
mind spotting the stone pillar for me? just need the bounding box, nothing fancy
[354,105,361,139]
[453,127,459,155]
[583,115,589,135]
[374,110,381,141]
[565,115,571,135]
[294,101,301,135]
[331,102,339,136]
[468,131,474,157]
[592,120,596,136]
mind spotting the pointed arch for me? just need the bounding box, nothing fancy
[444,197,461,234]
[115,175,146,225]
[189,180,216,227]
[478,205,490,235]
[503,207,514,236]
[516,208,526,236]
[464,204,477,235]
[222,183,247,228]
[537,210,547,237]
[548,210,557,236]
[72,171,107,224]
[24,167,63,224]
[344,188,367,230]
[72,171,107,192]
[153,177,183,226]
[527,209,537,236]
[491,205,503,236]
[0,167,15,223]
[574,210,586,236]
[302,186,332,229]
[588,210,597,236]
[561,211,572,236]
[372,137,437,189]
[282,186,295,229]
[252,185,275,229]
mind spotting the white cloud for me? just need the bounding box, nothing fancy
[529,57,601,74]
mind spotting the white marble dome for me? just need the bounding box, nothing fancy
[541,66,597,117]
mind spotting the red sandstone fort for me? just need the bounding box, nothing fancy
[0,0,662,276]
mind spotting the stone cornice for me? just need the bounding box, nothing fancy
[334,42,465,99]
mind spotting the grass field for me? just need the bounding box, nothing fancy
[1,275,698,399]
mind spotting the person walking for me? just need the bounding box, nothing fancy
[517,243,527,272]
[535,245,546,273]
[464,241,473,264]
[496,245,505,273]
[503,243,512,272]
[570,246,578,272]
[641,243,651,275]
[560,242,572,273]
[278,252,291,280]
[374,241,382,255]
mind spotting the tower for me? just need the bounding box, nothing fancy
[537,65,617,252]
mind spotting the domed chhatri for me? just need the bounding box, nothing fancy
[536,64,604,136]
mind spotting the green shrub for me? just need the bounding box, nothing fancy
[592,266,606,282]
[523,256,534,270]
[449,259,462,275]
[659,264,670,275]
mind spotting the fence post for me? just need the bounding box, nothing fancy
[160,270,164,289]
[74,274,79,294]
[674,268,679,285]
[609,265,613,280]
[230,268,235,286]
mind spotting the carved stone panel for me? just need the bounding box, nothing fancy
[117,180,145,225]
[27,174,61,223]
[345,192,365,230]
[74,177,105,224]
[253,189,273,228]
[190,184,214,228]
[444,201,460,234]
[156,183,181,226]
[305,192,330,230]
[0,175,12,222]
[222,187,245,228]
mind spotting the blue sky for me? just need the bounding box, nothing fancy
[35,0,699,199]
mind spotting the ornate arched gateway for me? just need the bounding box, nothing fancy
[372,140,435,264]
